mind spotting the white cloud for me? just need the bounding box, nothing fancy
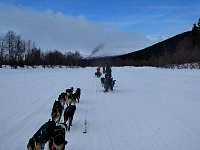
[0,3,153,56]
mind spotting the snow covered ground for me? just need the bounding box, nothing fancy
[0,66,200,150]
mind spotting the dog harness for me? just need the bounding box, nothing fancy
[31,121,55,149]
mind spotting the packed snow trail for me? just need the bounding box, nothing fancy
[0,67,200,150]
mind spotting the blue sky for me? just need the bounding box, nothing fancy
[0,0,199,55]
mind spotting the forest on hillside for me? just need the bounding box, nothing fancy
[83,19,200,69]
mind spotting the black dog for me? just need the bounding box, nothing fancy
[27,120,56,150]
[72,88,81,103]
[113,79,116,87]
[100,77,105,86]
[64,103,76,131]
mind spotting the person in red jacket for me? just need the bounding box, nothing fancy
[96,67,100,73]
[95,67,101,77]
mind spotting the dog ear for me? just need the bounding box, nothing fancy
[65,140,68,145]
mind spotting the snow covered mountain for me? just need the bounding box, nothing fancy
[86,33,154,58]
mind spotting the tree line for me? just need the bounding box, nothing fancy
[0,30,82,68]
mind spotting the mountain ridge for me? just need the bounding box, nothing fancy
[83,30,200,67]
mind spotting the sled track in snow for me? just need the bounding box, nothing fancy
[0,81,57,124]
[0,74,54,90]
[0,93,57,145]
[0,109,36,144]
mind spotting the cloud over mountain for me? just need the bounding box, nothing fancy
[0,3,153,56]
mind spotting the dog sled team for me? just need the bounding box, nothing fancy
[95,63,116,92]
[27,87,81,150]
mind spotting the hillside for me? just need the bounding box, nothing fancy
[83,31,200,67]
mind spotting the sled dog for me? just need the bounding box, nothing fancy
[51,100,63,123]
[27,120,56,150]
[64,102,76,131]
[73,88,81,103]
[100,77,105,86]
[47,123,68,150]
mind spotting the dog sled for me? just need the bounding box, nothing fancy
[95,71,102,77]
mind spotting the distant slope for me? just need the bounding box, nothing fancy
[83,31,200,67]
[116,31,192,60]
